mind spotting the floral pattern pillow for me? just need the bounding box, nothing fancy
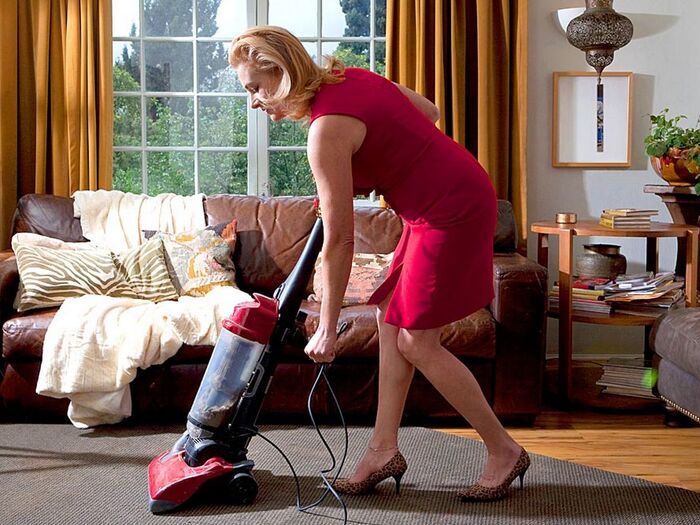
[310,252,394,306]
[148,219,238,296]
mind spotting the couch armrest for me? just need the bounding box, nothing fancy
[0,256,19,333]
[490,253,548,420]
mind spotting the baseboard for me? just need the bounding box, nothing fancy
[546,353,643,362]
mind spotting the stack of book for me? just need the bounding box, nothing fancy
[549,277,613,314]
[604,271,685,317]
[596,357,658,399]
[599,208,658,229]
[548,273,684,317]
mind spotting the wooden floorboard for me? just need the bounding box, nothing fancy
[436,410,700,493]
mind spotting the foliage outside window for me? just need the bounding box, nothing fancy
[112,0,386,198]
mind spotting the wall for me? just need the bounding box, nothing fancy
[527,0,700,357]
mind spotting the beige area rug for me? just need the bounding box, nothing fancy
[1,424,698,525]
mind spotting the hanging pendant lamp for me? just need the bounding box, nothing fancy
[566,0,633,78]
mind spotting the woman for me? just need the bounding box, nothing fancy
[229,25,529,501]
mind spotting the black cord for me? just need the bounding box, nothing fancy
[243,362,349,524]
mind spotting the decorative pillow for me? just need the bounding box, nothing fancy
[111,238,180,302]
[146,219,238,297]
[11,234,178,312]
[310,252,394,306]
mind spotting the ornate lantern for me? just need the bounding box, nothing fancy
[566,0,633,78]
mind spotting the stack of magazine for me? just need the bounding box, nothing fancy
[596,357,658,399]
[605,271,685,317]
[549,279,611,314]
[599,208,658,229]
[548,272,684,317]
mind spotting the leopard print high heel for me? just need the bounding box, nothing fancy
[333,450,408,496]
[458,448,530,502]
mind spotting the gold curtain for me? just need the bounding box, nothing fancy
[0,0,113,249]
[386,0,529,251]
[387,0,471,146]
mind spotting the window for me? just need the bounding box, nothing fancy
[112,0,387,197]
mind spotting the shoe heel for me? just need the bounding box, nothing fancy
[393,473,404,495]
[518,472,525,489]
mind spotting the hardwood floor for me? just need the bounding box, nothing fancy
[437,409,700,493]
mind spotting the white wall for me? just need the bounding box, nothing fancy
[527,0,700,357]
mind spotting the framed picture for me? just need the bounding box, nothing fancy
[552,71,633,168]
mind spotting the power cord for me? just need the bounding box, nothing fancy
[244,323,350,524]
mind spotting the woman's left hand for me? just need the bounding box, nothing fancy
[304,329,338,363]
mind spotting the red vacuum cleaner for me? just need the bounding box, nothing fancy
[148,214,324,514]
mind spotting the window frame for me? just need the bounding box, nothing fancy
[112,0,386,200]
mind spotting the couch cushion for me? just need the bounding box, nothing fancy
[652,308,700,380]
[204,195,318,295]
[12,194,86,242]
[204,195,406,295]
[298,301,495,360]
[352,206,403,253]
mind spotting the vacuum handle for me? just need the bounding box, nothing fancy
[275,217,324,327]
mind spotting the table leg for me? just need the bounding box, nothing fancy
[643,237,659,365]
[686,228,698,307]
[537,233,549,268]
[645,237,658,272]
[558,229,574,401]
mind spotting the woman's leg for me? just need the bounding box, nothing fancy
[397,327,522,487]
[344,293,414,482]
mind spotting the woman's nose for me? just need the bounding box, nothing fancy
[250,97,260,109]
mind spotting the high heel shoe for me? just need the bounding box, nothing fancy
[334,450,408,496]
[458,448,530,502]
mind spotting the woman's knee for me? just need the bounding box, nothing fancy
[396,328,441,365]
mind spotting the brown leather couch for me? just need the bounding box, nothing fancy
[0,193,547,425]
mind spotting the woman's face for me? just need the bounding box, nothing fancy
[236,63,286,121]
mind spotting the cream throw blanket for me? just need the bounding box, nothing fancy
[72,189,206,251]
[37,286,253,428]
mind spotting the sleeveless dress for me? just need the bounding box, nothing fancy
[309,68,497,330]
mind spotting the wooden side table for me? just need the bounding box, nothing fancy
[531,220,699,402]
[645,184,700,275]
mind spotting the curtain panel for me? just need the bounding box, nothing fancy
[0,0,112,249]
[386,0,528,251]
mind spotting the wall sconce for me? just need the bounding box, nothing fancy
[565,0,633,78]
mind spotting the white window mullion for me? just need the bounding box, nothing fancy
[192,0,200,193]
[368,0,378,203]
[370,0,376,72]
[254,0,270,196]
[139,0,147,193]
[317,0,322,64]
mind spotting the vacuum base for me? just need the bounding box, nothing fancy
[148,449,255,513]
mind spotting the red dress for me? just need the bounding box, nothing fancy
[309,68,497,329]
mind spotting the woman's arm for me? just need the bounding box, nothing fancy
[393,82,440,124]
[304,114,366,361]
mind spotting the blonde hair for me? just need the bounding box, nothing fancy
[229,26,344,120]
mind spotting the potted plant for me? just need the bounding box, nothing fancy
[644,108,700,188]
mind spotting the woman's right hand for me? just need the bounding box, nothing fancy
[304,328,338,363]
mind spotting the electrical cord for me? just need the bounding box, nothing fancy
[243,323,350,524]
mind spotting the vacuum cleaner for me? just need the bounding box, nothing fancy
[148,213,326,514]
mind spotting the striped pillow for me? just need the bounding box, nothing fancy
[11,235,178,312]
